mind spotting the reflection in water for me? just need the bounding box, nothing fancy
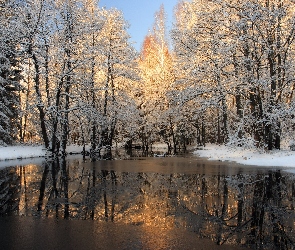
[0,157,295,249]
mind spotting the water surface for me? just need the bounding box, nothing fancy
[0,155,294,249]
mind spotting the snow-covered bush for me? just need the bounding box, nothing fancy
[226,135,257,150]
[289,140,295,151]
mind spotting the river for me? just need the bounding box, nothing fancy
[0,153,294,249]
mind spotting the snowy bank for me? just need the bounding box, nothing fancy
[194,144,295,168]
[0,144,91,162]
[0,145,46,161]
[1,143,295,170]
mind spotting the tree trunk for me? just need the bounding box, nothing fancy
[51,76,64,156]
[61,8,73,156]
[201,117,205,147]
[61,76,70,156]
[31,52,49,149]
[91,57,97,151]
[169,117,177,154]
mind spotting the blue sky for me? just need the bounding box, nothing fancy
[99,0,179,51]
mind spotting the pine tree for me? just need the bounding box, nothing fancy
[0,0,21,145]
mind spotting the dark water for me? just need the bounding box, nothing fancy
[0,155,295,249]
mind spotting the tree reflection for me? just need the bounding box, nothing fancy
[61,157,69,219]
[0,160,295,249]
[250,174,265,245]
[0,167,20,215]
[37,162,49,212]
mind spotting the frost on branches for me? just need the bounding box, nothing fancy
[1,0,295,154]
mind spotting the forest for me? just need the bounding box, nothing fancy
[1,0,295,157]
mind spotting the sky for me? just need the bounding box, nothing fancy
[98,0,180,51]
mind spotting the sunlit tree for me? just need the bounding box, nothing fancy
[171,0,295,149]
[138,5,175,152]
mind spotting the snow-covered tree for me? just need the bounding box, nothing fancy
[93,8,138,148]
[171,0,295,150]
[0,0,21,145]
[171,0,230,145]
[138,5,175,152]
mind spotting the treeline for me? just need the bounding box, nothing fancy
[1,0,295,155]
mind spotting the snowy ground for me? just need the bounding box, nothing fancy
[194,144,295,168]
[0,144,90,169]
[0,144,89,161]
[0,145,46,161]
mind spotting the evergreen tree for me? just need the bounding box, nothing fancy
[0,0,21,145]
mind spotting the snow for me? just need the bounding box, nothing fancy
[194,144,295,168]
[151,143,168,150]
[0,144,93,161]
[0,145,46,161]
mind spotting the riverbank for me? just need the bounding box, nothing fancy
[194,144,295,168]
[0,144,90,161]
[0,145,46,161]
[1,143,295,169]
[0,143,170,162]
[0,144,86,169]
